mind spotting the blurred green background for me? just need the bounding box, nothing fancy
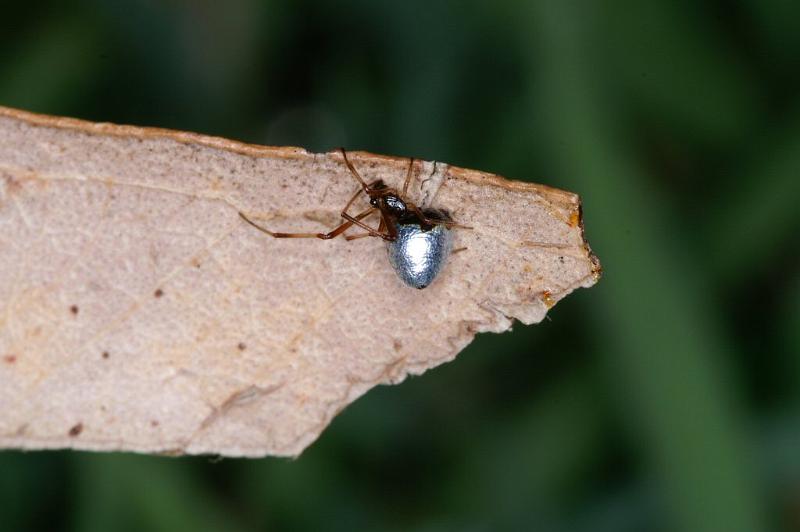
[1,1,798,531]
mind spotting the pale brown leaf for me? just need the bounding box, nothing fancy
[0,106,600,457]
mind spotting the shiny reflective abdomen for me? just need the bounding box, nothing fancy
[387,223,453,289]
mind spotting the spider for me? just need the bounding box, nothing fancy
[238,148,466,288]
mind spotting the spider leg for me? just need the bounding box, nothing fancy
[339,148,374,194]
[344,233,374,241]
[345,216,387,240]
[405,202,472,230]
[441,220,473,230]
[340,186,365,218]
[379,207,399,240]
[238,207,376,240]
[341,209,390,239]
[407,203,439,227]
[402,157,415,197]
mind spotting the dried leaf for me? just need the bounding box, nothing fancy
[0,106,600,457]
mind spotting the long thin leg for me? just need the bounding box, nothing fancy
[344,233,374,241]
[402,157,415,197]
[339,148,373,193]
[345,215,387,240]
[341,210,389,239]
[340,186,364,217]
[406,201,472,230]
[338,184,370,232]
[345,205,398,241]
[379,207,398,240]
[409,203,434,227]
[337,185,389,236]
[239,207,376,240]
[441,220,473,230]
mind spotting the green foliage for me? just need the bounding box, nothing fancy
[1,1,797,530]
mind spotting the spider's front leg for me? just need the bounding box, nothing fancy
[238,207,377,240]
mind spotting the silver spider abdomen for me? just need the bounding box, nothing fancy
[387,223,453,289]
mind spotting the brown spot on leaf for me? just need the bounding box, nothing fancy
[568,210,580,227]
[154,288,164,298]
[2,174,23,196]
[68,423,83,437]
[542,290,555,309]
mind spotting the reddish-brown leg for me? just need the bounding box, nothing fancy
[341,210,391,239]
[402,157,415,197]
[340,186,364,218]
[406,203,432,226]
[345,216,388,241]
[238,207,376,240]
[441,220,473,230]
[345,203,398,241]
[405,202,472,230]
[339,148,374,194]
[378,207,398,240]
